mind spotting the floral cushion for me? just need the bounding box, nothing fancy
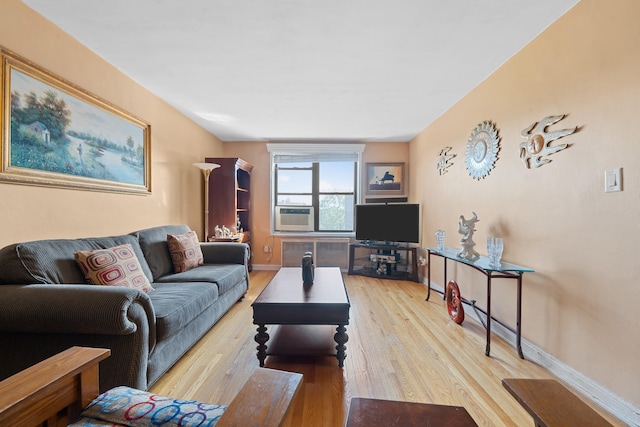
[75,244,153,292]
[167,231,204,273]
[68,386,226,427]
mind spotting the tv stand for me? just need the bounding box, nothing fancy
[348,242,419,282]
[361,240,398,247]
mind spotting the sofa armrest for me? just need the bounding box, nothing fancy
[200,242,249,265]
[0,284,155,336]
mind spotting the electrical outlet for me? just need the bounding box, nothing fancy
[263,244,272,253]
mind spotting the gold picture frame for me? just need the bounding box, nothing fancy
[0,47,151,194]
[365,162,405,196]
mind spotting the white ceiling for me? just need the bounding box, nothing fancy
[22,0,579,143]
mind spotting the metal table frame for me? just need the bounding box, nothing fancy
[425,246,534,359]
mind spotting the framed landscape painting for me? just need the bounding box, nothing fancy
[365,162,405,196]
[0,48,151,194]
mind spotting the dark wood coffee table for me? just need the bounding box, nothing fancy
[345,398,478,427]
[252,267,350,367]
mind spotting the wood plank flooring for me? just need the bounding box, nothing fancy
[150,270,623,426]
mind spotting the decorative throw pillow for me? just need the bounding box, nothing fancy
[75,244,153,292]
[167,231,204,273]
[71,386,226,427]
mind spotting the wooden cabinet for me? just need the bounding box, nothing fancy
[348,243,419,282]
[204,157,253,268]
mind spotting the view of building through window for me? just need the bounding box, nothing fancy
[275,161,356,232]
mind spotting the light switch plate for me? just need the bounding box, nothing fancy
[604,168,622,193]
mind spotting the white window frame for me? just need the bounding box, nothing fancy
[267,143,365,235]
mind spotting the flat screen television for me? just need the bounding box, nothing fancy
[355,203,420,244]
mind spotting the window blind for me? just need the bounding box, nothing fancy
[267,143,365,164]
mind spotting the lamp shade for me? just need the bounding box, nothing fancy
[193,162,221,172]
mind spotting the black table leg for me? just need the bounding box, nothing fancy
[442,258,448,301]
[335,324,348,368]
[426,250,432,301]
[485,274,492,356]
[255,324,269,367]
[517,273,524,359]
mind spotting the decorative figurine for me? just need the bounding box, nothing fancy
[519,114,578,168]
[457,212,480,261]
[214,225,233,239]
[302,251,314,285]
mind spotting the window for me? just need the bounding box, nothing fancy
[268,144,365,233]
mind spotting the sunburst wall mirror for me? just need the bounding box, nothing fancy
[465,121,501,180]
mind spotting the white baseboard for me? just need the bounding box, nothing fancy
[426,280,639,426]
[252,264,280,271]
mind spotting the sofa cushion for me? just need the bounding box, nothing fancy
[7,235,153,285]
[133,225,192,281]
[155,264,246,296]
[75,244,154,292]
[167,231,203,273]
[148,281,218,341]
[72,385,226,427]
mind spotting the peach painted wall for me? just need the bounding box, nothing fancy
[223,141,409,267]
[409,0,639,406]
[0,0,223,245]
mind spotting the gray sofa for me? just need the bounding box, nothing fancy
[0,224,249,392]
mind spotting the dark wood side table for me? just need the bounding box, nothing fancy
[252,267,350,367]
[345,397,478,427]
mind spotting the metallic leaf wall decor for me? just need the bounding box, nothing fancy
[436,146,456,175]
[465,121,500,180]
[519,115,578,168]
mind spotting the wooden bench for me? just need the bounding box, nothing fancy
[502,378,614,427]
[0,346,302,427]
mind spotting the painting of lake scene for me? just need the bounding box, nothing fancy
[1,51,150,194]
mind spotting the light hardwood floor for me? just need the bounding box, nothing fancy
[150,270,623,426]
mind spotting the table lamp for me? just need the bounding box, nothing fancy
[193,162,221,242]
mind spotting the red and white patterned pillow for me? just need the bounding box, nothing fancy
[75,243,153,292]
[167,230,204,273]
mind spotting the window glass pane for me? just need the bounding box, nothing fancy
[319,194,354,231]
[277,195,312,205]
[319,162,354,192]
[277,168,311,193]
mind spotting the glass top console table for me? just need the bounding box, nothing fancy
[425,246,534,359]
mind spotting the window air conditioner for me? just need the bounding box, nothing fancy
[275,206,314,231]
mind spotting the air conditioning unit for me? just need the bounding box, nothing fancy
[275,206,314,231]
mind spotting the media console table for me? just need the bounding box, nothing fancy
[348,242,419,282]
[425,246,534,359]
